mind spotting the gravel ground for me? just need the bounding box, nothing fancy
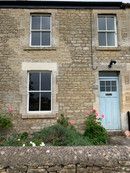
[109,135,130,146]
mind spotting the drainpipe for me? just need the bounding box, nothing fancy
[127,111,130,131]
[90,9,97,70]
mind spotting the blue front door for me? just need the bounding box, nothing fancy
[99,77,120,130]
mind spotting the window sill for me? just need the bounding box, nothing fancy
[22,113,56,119]
[24,46,56,51]
[96,47,121,51]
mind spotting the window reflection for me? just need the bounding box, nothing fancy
[29,72,51,111]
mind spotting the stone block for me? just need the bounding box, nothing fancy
[27,168,47,173]
[59,168,75,173]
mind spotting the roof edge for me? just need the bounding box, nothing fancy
[0,1,124,9]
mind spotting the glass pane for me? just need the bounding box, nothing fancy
[112,81,116,86]
[31,32,40,46]
[32,16,40,30]
[100,81,105,92]
[112,81,117,91]
[107,32,115,46]
[98,17,106,30]
[29,92,39,111]
[106,86,111,92]
[107,17,115,30]
[42,32,50,46]
[106,81,110,86]
[99,32,106,46]
[99,71,119,77]
[41,92,51,111]
[100,87,105,92]
[106,81,111,91]
[29,73,39,90]
[42,16,50,30]
[41,72,51,90]
[100,81,105,87]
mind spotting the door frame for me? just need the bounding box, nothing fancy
[99,72,121,131]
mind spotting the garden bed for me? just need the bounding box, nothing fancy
[0,112,108,146]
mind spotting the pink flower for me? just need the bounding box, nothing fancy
[92,109,96,113]
[69,120,76,125]
[101,114,105,119]
[7,105,14,113]
[96,112,99,117]
[124,130,130,137]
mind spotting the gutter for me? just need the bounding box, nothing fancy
[0,1,123,9]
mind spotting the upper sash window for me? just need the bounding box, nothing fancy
[31,14,51,47]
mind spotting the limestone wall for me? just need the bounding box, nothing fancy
[0,7,130,132]
[0,146,130,173]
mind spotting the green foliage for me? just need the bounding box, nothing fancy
[1,111,109,146]
[84,113,108,145]
[57,114,69,127]
[32,124,91,146]
[2,132,29,146]
[2,134,21,146]
[19,132,28,140]
[0,113,12,129]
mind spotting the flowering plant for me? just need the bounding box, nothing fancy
[84,109,108,145]
[85,109,105,125]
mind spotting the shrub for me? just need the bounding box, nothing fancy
[0,113,12,130]
[32,124,70,146]
[0,105,13,133]
[32,124,91,146]
[0,106,13,130]
[84,110,108,145]
[1,111,108,146]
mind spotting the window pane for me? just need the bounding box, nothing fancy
[112,81,117,91]
[42,16,50,30]
[41,72,51,90]
[107,17,115,30]
[42,32,50,46]
[41,92,51,111]
[106,81,110,86]
[107,33,115,46]
[100,81,105,87]
[31,31,40,46]
[99,32,106,46]
[32,16,40,30]
[106,86,111,92]
[29,73,39,90]
[100,81,105,92]
[29,92,39,111]
[98,17,106,30]
[106,81,111,91]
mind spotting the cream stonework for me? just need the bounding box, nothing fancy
[0,4,130,132]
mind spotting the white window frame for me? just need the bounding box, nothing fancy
[98,15,117,47]
[27,71,52,114]
[20,62,58,118]
[30,14,52,47]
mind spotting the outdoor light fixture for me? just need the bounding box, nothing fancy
[108,60,116,68]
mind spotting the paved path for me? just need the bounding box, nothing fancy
[109,136,130,146]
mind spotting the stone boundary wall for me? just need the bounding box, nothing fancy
[0,146,130,173]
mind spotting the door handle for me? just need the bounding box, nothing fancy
[105,93,112,96]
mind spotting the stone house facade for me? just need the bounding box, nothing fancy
[0,0,130,133]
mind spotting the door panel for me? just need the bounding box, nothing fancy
[99,77,120,130]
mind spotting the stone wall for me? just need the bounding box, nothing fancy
[0,8,93,133]
[0,146,130,173]
[0,7,130,132]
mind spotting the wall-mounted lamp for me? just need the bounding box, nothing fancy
[108,60,116,68]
